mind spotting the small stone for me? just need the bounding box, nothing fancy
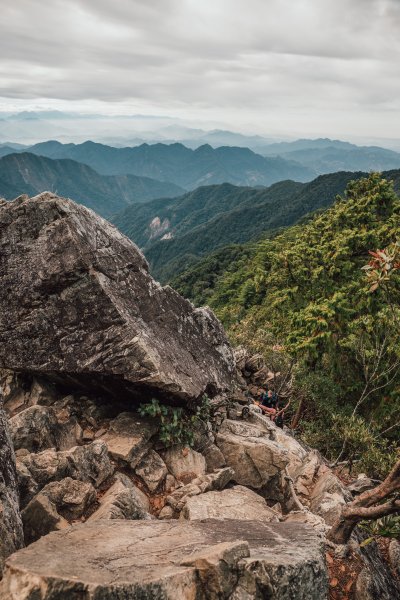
[21,494,69,545]
[82,429,95,441]
[40,478,96,520]
[158,506,175,520]
[202,443,226,473]
[63,441,114,488]
[165,473,177,493]
[100,412,157,467]
[88,473,150,521]
[135,450,168,492]
[161,445,206,484]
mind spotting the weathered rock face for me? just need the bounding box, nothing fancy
[9,405,60,452]
[0,519,328,600]
[0,398,24,574]
[181,485,280,522]
[0,193,235,403]
[100,411,158,467]
[88,473,150,521]
[216,419,289,489]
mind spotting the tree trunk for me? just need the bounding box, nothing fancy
[327,515,360,545]
[290,397,305,429]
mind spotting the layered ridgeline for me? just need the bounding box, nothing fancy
[8,140,315,188]
[174,174,400,473]
[2,135,400,177]
[0,153,184,218]
[114,169,400,282]
[261,138,400,175]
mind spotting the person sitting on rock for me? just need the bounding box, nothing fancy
[258,389,278,420]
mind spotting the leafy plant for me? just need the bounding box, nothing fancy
[139,396,213,448]
[360,514,400,546]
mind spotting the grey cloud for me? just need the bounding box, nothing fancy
[0,0,399,138]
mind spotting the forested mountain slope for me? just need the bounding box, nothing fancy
[115,169,400,282]
[0,153,184,218]
[174,173,400,471]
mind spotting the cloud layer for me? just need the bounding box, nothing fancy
[1,0,400,139]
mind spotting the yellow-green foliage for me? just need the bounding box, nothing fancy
[182,174,400,470]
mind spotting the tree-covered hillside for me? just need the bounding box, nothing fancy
[0,153,184,218]
[115,169,400,282]
[174,174,400,473]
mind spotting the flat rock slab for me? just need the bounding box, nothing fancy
[181,485,280,522]
[0,194,235,402]
[1,519,327,599]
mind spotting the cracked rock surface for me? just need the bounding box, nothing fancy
[0,193,235,403]
[0,519,328,600]
[0,398,24,575]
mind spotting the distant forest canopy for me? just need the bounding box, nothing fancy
[173,174,400,476]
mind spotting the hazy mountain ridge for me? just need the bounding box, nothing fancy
[261,138,400,174]
[16,140,314,189]
[0,153,184,218]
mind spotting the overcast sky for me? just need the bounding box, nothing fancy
[1,0,400,141]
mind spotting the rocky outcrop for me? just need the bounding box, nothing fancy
[0,520,328,599]
[0,193,235,403]
[216,419,289,489]
[181,485,280,522]
[16,441,113,511]
[164,467,234,515]
[0,398,24,575]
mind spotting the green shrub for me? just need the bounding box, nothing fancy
[139,396,212,448]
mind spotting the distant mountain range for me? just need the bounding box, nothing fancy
[113,169,400,282]
[0,153,184,218]
[1,136,400,189]
[8,140,313,189]
[261,138,400,175]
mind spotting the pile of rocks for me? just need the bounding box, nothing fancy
[0,193,398,599]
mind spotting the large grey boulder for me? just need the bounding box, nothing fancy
[0,519,328,599]
[0,399,24,574]
[0,193,235,403]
